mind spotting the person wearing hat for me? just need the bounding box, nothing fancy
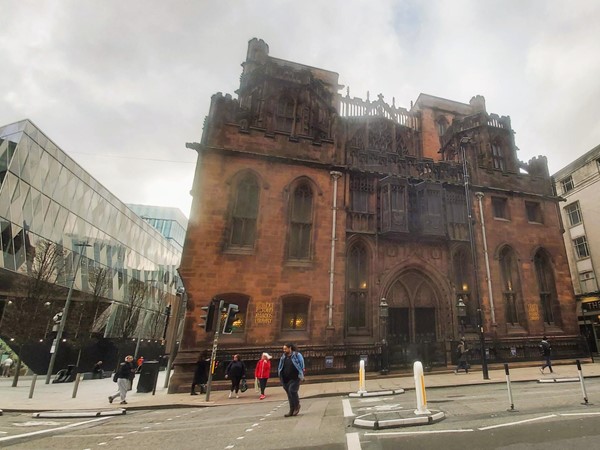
[255,352,272,400]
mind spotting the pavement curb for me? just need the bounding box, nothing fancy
[349,389,405,398]
[353,410,445,429]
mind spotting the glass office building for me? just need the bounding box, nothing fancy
[127,204,188,253]
[0,119,182,339]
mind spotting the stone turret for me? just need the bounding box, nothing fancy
[469,95,486,113]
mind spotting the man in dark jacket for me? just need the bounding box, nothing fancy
[540,336,553,374]
[191,351,209,395]
[108,355,136,405]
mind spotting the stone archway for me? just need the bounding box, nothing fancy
[385,269,440,345]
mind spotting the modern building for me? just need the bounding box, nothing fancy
[170,39,582,392]
[553,144,600,353]
[127,204,188,253]
[0,119,183,372]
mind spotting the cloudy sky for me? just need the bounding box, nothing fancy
[2,0,599,218]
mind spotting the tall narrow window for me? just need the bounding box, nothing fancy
[499,247,521,326]
[453,248,475,328]
[347,243,368,333]
[276,97,295,133]
[229,174,259,248]
[534,250,558,325]
[491,143,505,171]
[288,183,313,260]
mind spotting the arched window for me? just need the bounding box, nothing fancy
[347,242,369,334]
[453,247,475,329]
[229,174,259,249]
[288,183,313,260]
[499,247,522,326]
[281,295,310,331]
[534,249,560,326]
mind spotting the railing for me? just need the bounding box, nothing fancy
[339,92,420,130]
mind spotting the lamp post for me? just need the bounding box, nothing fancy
[45,241,91,384]
[164,287,187,389]
[460,137,489,380]
[379,298,389,375]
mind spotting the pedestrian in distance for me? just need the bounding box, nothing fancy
[92,360,103,379]
[539,336,553,374]
[109,355,136,405]
[255,352,272,400]
[2,356,13,377]
[191,350,209,395]
[225,354,246,398]
[454,339,469,374]
[277,343,305,417]
[136,356,144,373]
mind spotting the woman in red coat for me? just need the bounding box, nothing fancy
[254,352,272,400]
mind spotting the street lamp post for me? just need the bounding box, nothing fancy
[379,298,389,375]
[45,242,91,384]
[460,137,490,380]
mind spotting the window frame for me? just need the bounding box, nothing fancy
[227,173,260,251]
[525,201,543,224]
[565,201,582,227]
[561,175,574,194]
[346,243,370,335]
[287,182,314,261]
[491,143,505,171]
[280,295,310,332]
[573,235,590,259]
[492,196,509,220]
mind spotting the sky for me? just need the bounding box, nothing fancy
[1,0,599,218]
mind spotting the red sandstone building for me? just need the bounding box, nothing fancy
[170,39,583,391]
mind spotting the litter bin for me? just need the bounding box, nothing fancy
[136,361,159,393]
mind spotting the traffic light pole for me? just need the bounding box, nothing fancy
[205,299,224,402]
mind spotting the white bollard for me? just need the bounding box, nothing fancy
[413,361,431,415]
[357,359,367,394]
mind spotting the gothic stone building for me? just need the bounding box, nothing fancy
[169,38,582,391]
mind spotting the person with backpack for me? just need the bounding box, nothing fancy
[540,336,553,374]
[454,339,469,374]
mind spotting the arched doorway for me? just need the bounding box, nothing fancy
[384,269,443,368]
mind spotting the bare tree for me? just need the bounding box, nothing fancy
[146,290,168,340]
[119,279,148,340]
[3,240,66,384]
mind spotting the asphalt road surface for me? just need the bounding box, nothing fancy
[1,378,599,449]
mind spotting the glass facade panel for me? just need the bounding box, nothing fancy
[0,120,182,339]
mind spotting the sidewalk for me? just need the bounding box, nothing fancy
[1,360,598,413]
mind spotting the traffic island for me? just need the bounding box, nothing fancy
[349,388,405,398]
[353,409,445,429]
[32,409,126,419]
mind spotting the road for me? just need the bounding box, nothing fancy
[1,378,599,449]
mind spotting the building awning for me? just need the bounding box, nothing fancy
[581,296,600,314]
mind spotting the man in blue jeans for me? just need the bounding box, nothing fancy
[278,343,305,417]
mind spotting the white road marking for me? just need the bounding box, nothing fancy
[114,436,123,439]
[128,430,138,434]
[245,428,253,432]
[225,446,234,449]
[236,436,244,440]
[560,412,600,416]
[98,443,107,446]
[252,423,259,427]
[478,415,556,430]
[342,399,354,418]
[346,432,362,450]
[0,417,111,445]
[365,429,474,436]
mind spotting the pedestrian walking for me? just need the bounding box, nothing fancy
[539,336,553,374]
[254,352,272,400]
[108,355,136,405]
[225,354,246,398]
[136,356,144,372]
[277,343,305,417]
[191,351,209,395]
[454,339,469,374]
[2,356,13,377]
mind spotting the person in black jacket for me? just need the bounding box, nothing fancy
[539,336,553,374]
[225,354,246,399]
[108,355,136,405]
[191,351,209,395]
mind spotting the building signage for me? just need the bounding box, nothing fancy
[527,303,540,321]
[254,302,274,324]
[582,299,600,313]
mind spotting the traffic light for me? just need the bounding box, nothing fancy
[222,303,239,334]
[200,300,217,332]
